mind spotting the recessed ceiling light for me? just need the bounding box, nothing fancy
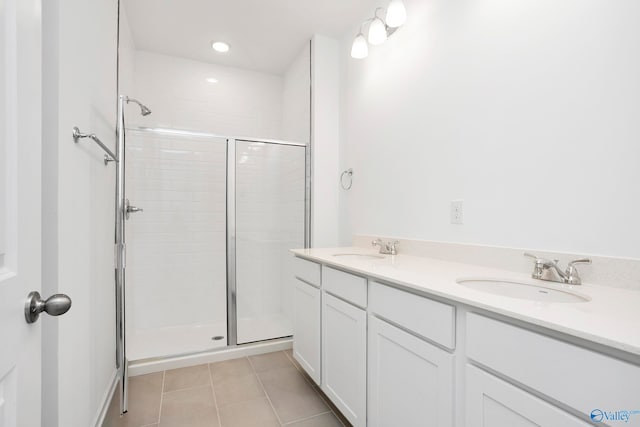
[211,41,230,53]
[206,77,219,83]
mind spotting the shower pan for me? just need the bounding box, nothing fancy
[114,100,308,412]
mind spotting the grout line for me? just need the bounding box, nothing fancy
[281,351,348,427]
[157,370,166,425]
[283,351,348,427]
[247,355,285,426]
[161,384,213,395]
[314,392,347,427]
[282,350,301,373]
[207,363,223,427]
[282,411,333,425]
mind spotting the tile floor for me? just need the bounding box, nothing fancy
[103,350,351,427]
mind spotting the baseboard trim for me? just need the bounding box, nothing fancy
[91,368,118,427]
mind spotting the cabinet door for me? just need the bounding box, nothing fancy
[368,316,454,427]
[322,292,367,427]
[293,279,321,384]
[466,365,591,427]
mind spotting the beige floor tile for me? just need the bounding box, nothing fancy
[285,412,344,427]
[163,364,211,392]
[283,350,304,372]
[209,358,253,384]
[249,351,294,373]
[116,372,164,427]
[159,386,218,427]
[218,397,280,427]
[258,366,329,424]
[213,373,265,407]
[312,387,351,427]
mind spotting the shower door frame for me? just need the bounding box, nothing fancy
[115,127,310,413]
[226,137,310,346]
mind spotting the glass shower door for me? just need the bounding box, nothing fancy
[125,129,228,360]
[235,140,306,344]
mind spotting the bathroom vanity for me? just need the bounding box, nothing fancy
[291,248,640,427]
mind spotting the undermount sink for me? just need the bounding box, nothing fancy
[332,253,385,260]
[457,278,590,303]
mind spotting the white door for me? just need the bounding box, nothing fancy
[293,278,321,384]
[368,315,454,427]
[466,365,591,427]
[321,292,367,427]
[0,0,43,425]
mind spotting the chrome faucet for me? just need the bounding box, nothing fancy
[524,253,591,285]
[372,239,399,255]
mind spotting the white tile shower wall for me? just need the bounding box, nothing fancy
[235,141,306,343]
[125,131,228,356]
[129,51,284,139]
[339,0,640,259]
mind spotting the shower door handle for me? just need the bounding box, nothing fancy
[125,199,143,220]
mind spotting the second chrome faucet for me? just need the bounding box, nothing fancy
[372,239,399,255]
[524,252,591,285]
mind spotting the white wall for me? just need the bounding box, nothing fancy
[129,51,284,139]
[340,0,640,258]
[282,42,311,143]
[312,35,341,248]
[42,0,119,425]
[118,4,136,100]
[125,131,228,359]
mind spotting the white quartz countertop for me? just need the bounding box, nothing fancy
[291,247,640,358]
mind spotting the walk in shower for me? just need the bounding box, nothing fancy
[116,0,313,413]
[124,128,307,361]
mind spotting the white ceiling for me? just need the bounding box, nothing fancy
[122,0,378,74]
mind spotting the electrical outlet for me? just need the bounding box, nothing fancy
[451,200,463,224]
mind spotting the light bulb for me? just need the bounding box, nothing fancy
[351,33,368,59]
[368,17,387,45]
[386,0,407,28]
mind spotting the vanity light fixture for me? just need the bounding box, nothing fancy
[206,77,219,83]
[211,41,230,53]
[368,9,388,45]
[350,0,407,59]
[351,27,369,59]
[386,0,407,28]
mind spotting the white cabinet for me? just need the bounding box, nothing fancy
[466,312,640,419]
[368,315,454,427]
[293,278,321,384]
[322,292,367,427]
[466,365,591,427]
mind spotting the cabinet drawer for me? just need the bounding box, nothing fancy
[369,282,455,349]
[293,256,321,287]
[467,313,640,420]
[322,266,367,308]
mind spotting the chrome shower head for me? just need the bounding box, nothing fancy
[126,97,152,116]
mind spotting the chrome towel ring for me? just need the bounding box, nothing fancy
[340,168,353,190]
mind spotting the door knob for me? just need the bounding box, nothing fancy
[25,291,72,324]
[125,198,143,220]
